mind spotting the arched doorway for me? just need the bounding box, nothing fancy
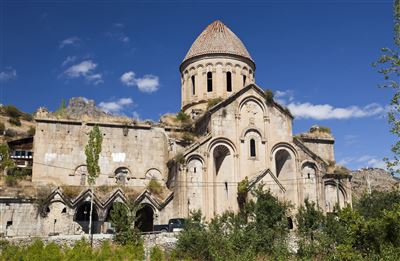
[75,202,100,234]
[135,204,154,232]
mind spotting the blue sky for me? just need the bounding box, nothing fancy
[0,0,396,170]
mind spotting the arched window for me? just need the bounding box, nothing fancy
[191,75,196,95]
[207,72,213,92]
[250,139,256,157]
[226,72,232,92]
[243,75,247,86]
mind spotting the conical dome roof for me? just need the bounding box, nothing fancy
[181,20,254,68]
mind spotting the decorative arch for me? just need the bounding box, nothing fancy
[238,96,266,114]
[240,127,265,142]
[324,180,348,212]
[74,164,87,186]
[271,142,299,159]
[145,168,163,180]
[208,137,237,155]
[113,167,132,185]
[185,154,205,166]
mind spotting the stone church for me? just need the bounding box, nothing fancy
[0,20,351,237]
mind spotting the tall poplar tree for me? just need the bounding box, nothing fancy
[85,125,103,247]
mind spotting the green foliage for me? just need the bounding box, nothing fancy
[55,99,67,116]
[0,122,5,133]
[7,166,32,177]
[264,89,274,104]
[176,186,291,261]
[110,202,142,246]
[147,178,163,196]
[354,190,400,219]
[0,143,15,171]
[182,132,195,143]
[176,110,190,122]
[85,125,103,185]
[374,0,400,175]
[0,238,144,260]
[8,117,21,126]
[207,97,223,109]
[237,176,249,208]
[5,175,18,186]
[150,246,166,261]
[27,126,36,136]
[174,152,185,165]
[4,105,23,119]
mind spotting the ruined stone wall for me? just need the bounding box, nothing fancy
[32,119,170,187]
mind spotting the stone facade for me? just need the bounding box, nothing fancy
[0,20,351,237]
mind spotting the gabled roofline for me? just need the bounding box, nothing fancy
[198,83,294,120]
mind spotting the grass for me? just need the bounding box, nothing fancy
[147,179,163,196]
[207,97,223,109]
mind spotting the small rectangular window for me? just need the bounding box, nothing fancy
[207,72,213,92]
[243,75,247,86]
[226,72,232,92]
[191,75,196,95]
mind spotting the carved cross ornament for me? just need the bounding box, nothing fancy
[246,102,258,125]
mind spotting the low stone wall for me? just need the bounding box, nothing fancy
[2,232,178,252]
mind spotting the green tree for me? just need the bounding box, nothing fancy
[374,0,400,174]
[110,202,142,246]
[85,125,103,247]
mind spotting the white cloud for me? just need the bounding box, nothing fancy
[63,60,103,85]
[132,111,140,120]
[275,89,386,120]
[0,67,17,81]
[287,102,385,120]
[59,36,80,48]
[120,71,159,93]
[61,56,77,67]
[99,97,134,114]
[339,155,387,170]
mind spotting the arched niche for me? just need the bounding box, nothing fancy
[186,156,204,212]
[135,204,154,232]
[74,165,87,186]
[210,142,236,215]
[242,129,262,159]
[145,168,163,181]
[324,181,347,213]
[74,202,100,234]
[114,167,131,185]
[239,97,265,127]
[301,162,318,203]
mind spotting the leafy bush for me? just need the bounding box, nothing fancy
[0,122,5,134]
[21,113,33,122]
[176,111,190,122]
[147,179,163,196]
[0,144,15,170]
[7,167,32,177]
[5,175,18,186]
[207,97,223,109]
[182,132,194,143]
[237,176,249,209]
[4,105,23,119]
[264,89,274,104]
[28,126,36,136]
[176,186,291,260]
[150,246,166,261]
[8,117,21,126]
[110,202,142,246]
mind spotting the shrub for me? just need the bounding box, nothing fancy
[8,117,21,126]
[61,186,82,199]
[4,129,18,137]
[28,126,36,136]
[0,122,5,134]
[264,89,274,104]
[5,175,18,186]
[207,97,223,109]
[182,132,195,143]
[4,105,23,118]
[174,153,185,164]
[110,202,142,246]
[147,179,163,196]
[237,177,249,208]
[176,111,190,122]
[7,167,32,177]
[21,113,33,122]
[150,246,166,261]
